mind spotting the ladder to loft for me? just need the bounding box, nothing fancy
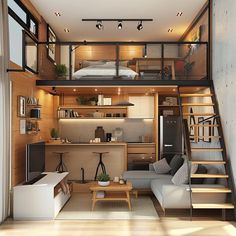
[177,85,235,220]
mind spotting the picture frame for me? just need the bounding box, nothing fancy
[18,96,26,117]
[47,24,56,63]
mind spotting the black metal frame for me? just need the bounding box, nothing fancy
[36,40,208,81]
[46,24,57,63]
[22,30,39,74]
[8,0,38,38]
[82,19,153,22]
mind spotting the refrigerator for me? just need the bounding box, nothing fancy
[159,116,183,157]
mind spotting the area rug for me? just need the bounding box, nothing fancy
[56,193,159,220]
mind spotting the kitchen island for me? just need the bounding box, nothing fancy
[45,142,127,181]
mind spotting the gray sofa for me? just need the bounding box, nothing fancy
[123,163,226,210]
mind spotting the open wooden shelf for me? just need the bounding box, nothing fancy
[58,105,128,109]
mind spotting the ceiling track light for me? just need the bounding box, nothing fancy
[117,21,122,30]
[168,28,173,33]
[82,19,152,31]
[96,20,104,30]
[137,21,143,31]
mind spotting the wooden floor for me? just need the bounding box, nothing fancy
[1,218,236,236]
[1,195,236,236]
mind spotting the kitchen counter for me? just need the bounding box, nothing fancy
[46,142,127,146]
[46,142,128,180]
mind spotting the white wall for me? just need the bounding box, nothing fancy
[213,0,236,184]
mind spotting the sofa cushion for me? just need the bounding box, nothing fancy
[153,158,171,174]
[169,155,184,176]
[171,162,198,185]
[123,171,171,189]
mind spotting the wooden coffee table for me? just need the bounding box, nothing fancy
[90,182,133,211]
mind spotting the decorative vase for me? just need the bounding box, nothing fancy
[98,181,110,186]
[95,126,105,142]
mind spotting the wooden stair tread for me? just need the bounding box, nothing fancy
[180,94,213,97]
[192,203,234,209]
[191,148,223,152]
[191,174,228,178]
[191,160,226,164]
[182,103,214,106]
[189,124,219,127]
[189,136,221,138]
[183,113,216,116]
[191,188,231,193]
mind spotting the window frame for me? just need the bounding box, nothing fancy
[8,0,38,39]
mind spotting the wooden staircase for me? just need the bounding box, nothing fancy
[178,86,235,220]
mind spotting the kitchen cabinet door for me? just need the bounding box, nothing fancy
[128,96,154,118]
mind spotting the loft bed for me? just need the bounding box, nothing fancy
[73,60,138,80]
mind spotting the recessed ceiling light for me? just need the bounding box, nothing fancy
[177,12,183,16]
[168,28,173,33]
[54,12,61,16]
[64,28,70,33]
[94,88,98,92]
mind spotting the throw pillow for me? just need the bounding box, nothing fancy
[171,162,198,185]
[169,155,184,176]
[152,158,171,174]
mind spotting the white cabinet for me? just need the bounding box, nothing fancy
[128,96,154,118]
[13,172,71,220]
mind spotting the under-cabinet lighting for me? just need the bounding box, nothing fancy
[59,118,126,122]
[73,89,77,92]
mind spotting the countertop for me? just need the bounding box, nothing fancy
[46,142,155,146]
[46,142,128,146]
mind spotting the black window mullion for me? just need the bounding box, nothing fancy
[8,0,38,39]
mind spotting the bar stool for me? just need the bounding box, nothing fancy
[54,152,69,173]
[93,152,109,180]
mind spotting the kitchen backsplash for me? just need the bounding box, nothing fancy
[59,119,153,142]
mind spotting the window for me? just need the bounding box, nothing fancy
[8,0,38,38]
[8,0,38,71]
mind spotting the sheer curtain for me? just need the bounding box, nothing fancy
[0,0,11,223]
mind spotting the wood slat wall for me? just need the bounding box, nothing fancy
[10,63,59,186]
[74,45,143,71]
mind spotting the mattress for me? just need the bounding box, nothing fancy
[73,64,138,80]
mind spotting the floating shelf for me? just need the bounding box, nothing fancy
[58,117,154,120]
[58,105,128,109]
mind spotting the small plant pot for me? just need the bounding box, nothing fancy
[98,181,110,187]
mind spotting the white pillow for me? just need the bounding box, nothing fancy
[82,60,105,68]
[105,61,116,66]
[171,162,198,185]
[153,158,171,174]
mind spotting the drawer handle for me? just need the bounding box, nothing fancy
[164,144,173,147]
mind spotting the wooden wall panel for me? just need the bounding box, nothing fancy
[74,45,143,71]
[10,63,59,186]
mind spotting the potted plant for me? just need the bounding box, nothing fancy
[55,64,67,80]
[50,128,58,139]
[97,173,110,186]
